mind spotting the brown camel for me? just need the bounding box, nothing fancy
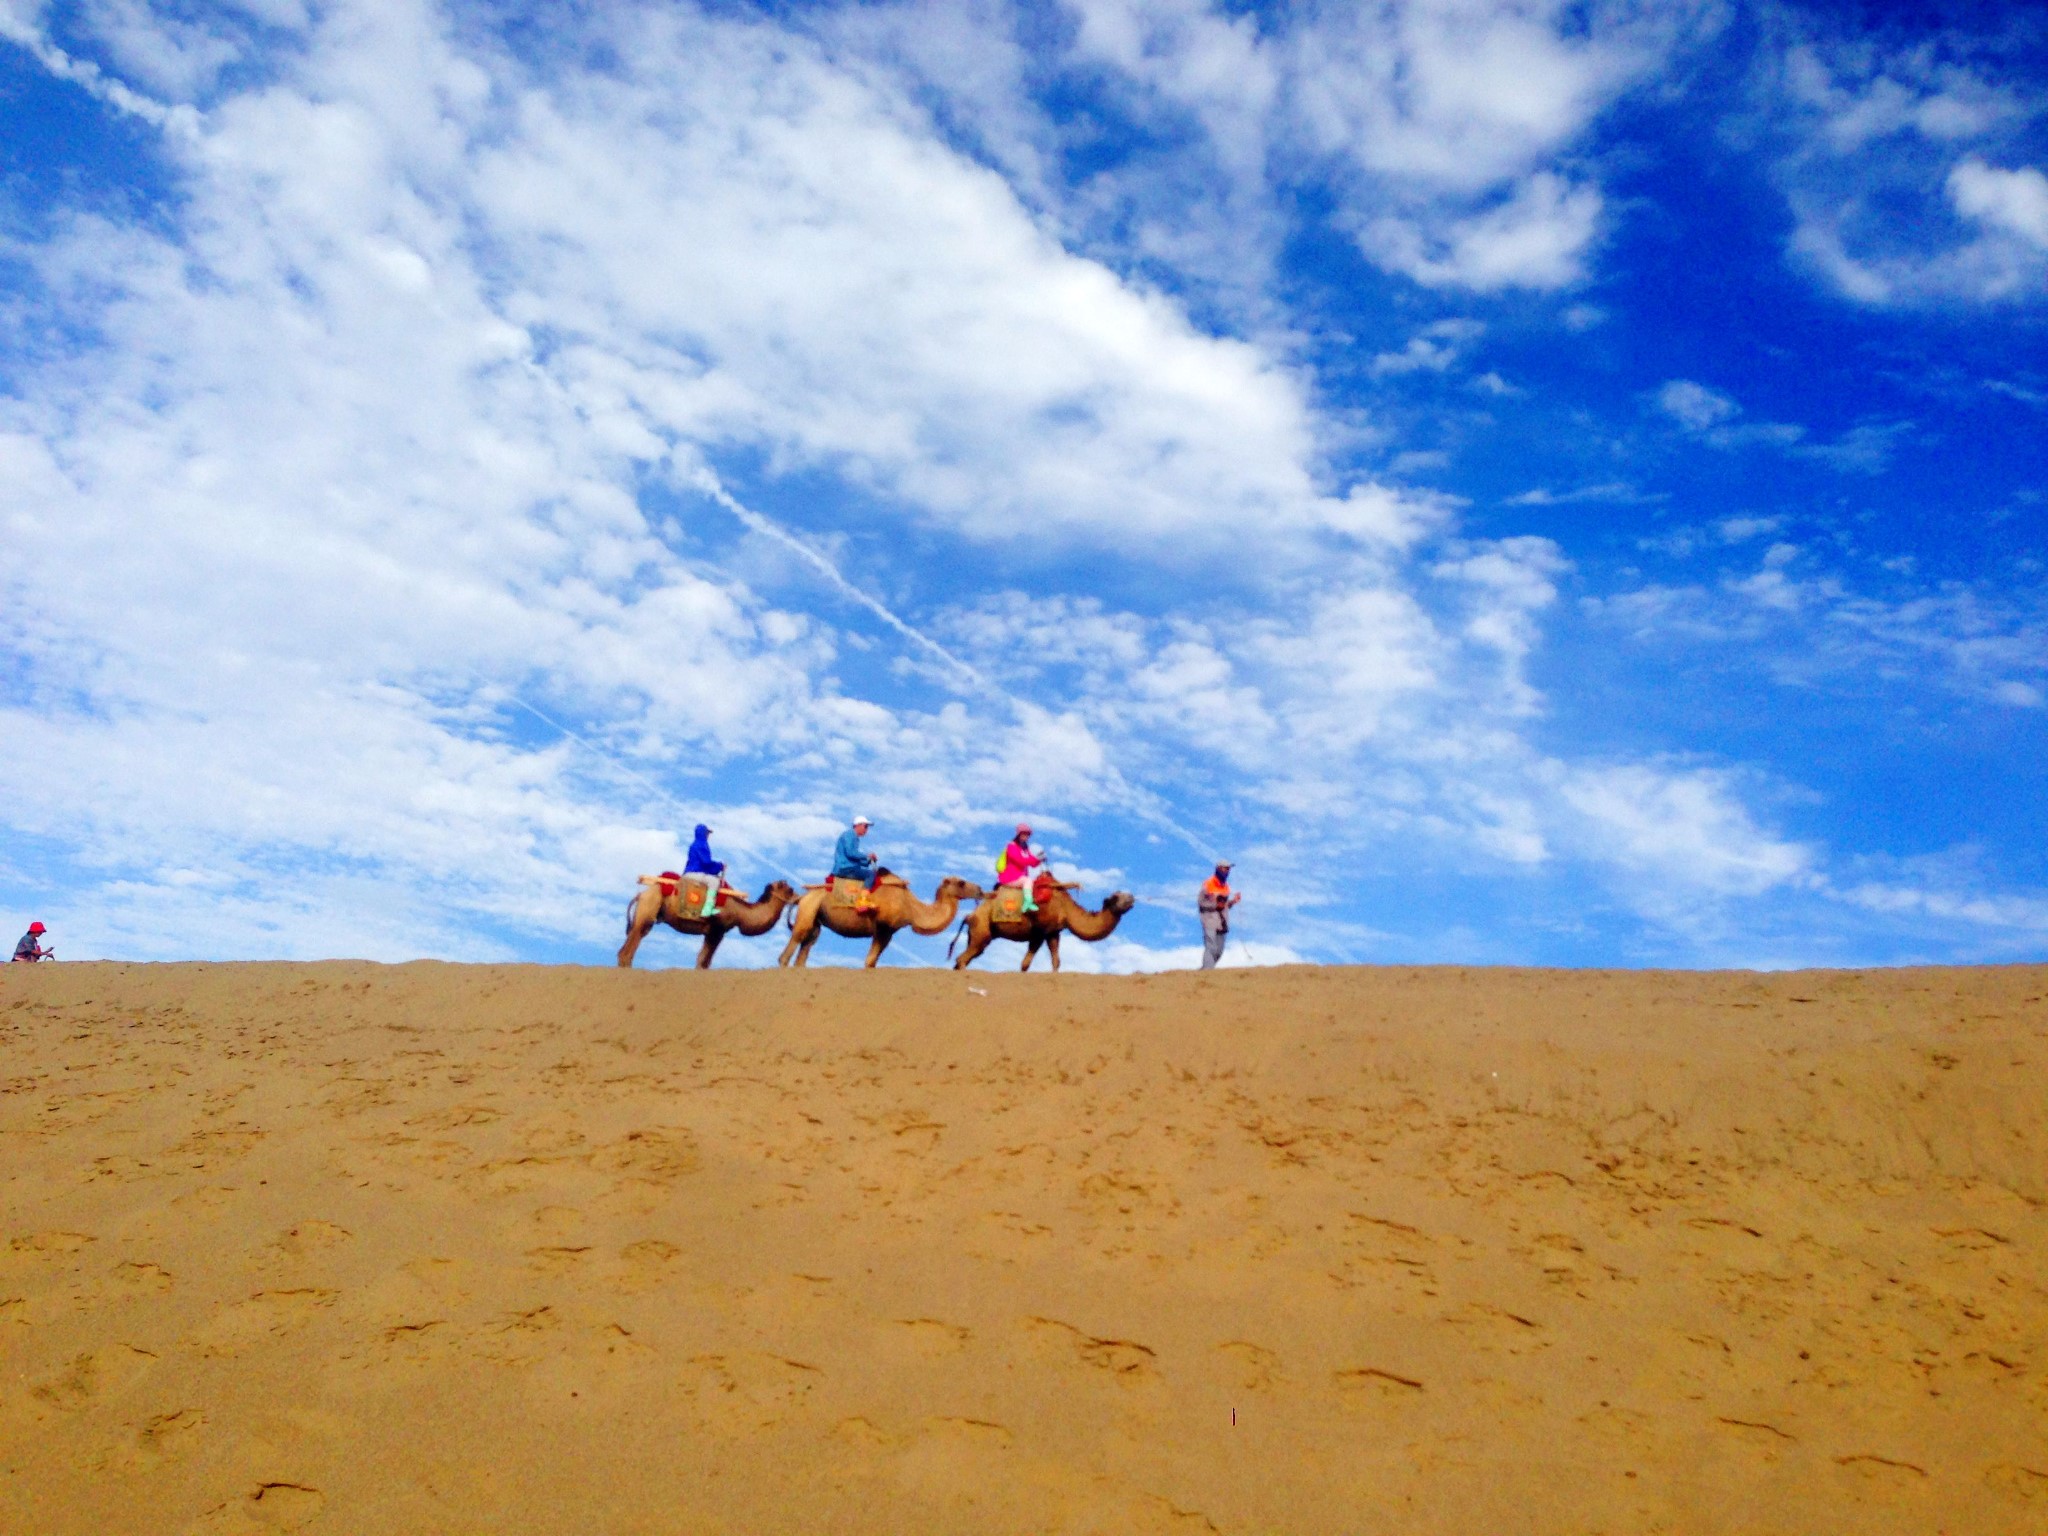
[617,877,800,969]
[951,881,1136,972]
[777,872,986,968]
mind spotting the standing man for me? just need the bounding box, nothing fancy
[1198,864,1239,970]
[12,921,51,963]
[832,815,880,907]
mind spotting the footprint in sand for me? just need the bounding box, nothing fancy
[591,1127,700,1183]
[892,1319,973,1359]
[1985,1464,2048,1502]
[1834,1453,1929,1486]
[1025,1316,1158,1380]
[169,1187,241,1218]
[1333,1365,1425,1411]
[610,1239,680,1293]
[1714,1417,1797,1462]
[98,1407,206,1471]
[274,1221,352,1259]
[1442,1301,1548,1356]
[525,1245,593,1275]
[405,1102,503,1131]
[891,1416,1014,1493]
[463,1155,583,1199]
[377,1318,452,1363]
[111,1260,174,1292]
[737,1274,837,1330]
[1215,1341,1280,1392]
[162,1126,266,1172]
[192,1290,337,1356]
[184,1481,325,1534]
[682,1352,823,1434]
[31,1343,158,1411]
[8,1230,95,1260]
[530,1206,584,1235]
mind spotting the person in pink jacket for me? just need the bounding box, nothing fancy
[996,823,1044,913]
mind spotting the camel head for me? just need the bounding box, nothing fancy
[936,876,987,902]
[763,880,798,904]
[1104,891,1136,915]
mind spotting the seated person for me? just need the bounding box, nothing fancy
[684,823,726,915]
[831,816,879,905]
[996,823,1043,913]
[13,921,50,963]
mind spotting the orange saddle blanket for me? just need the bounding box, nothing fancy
[655,873,731,911]
[992,875,1054,920]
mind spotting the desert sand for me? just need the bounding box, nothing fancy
[0,959,2043,1534]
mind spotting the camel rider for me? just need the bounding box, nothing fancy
[684,824,725,916]
[996,823,1044,913]
[1198,864,1239,970]
[832,816,880,908]
[13,922,50,963]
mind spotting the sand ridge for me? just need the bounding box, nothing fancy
[1,960,2044,1532]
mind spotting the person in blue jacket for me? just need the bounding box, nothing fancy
[831,815,879,900]
[683,824,726,916]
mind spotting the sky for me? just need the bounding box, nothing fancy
[1,0,2044,971]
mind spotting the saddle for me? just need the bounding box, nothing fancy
[823,871,906,909]
[991,874,1056,922]
[642,873,733,913]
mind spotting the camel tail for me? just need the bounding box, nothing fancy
[946,918,968,961]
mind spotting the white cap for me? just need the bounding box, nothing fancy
[852,814,871,826]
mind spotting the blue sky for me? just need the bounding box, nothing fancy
[1,0,2043,970]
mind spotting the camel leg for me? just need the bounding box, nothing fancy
[1047,932,1061,974]
[865,928,893,969]
[777,922,805,967]
[953,925,992,970]
[696,925,728,970]
[1021,936,1041,972]
[617,893,658,968]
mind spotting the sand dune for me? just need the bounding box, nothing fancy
[1,960,2043,1533]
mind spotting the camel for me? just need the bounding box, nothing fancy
[617,876,800,969]
[951,879,1136,972]
[777,872,987,968]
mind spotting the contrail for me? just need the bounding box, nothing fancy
[10,13,1228,880]
[692,468,1224,863]
[0,14,195,135]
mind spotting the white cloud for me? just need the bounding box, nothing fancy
[1049,0,1704,298]
[1657,378,1740,431]
[1715,515,1783,543]
[1759,32,2048,306]
[1948,158,2048,249]
[1368,317,1484,375]
[1589,552,2048,713]
[1558,763,1813,898]
[1363,171,1604,292]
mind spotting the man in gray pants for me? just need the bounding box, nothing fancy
[1198,863,1240,970]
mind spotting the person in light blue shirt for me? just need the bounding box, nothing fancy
[831,815,879,888]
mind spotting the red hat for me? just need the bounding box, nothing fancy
[27,922,45,934]
[1015,822,1032,837]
